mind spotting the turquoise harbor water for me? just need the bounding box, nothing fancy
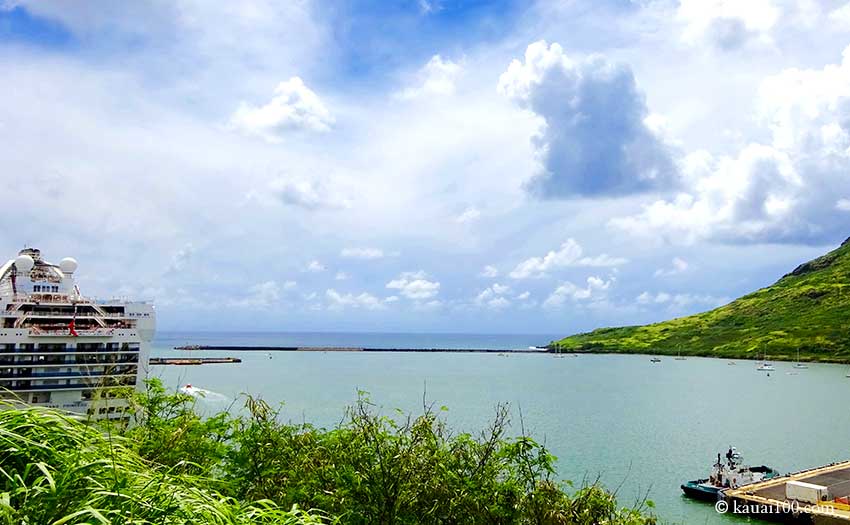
[151,332,850,524]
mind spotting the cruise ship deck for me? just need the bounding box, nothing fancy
[0,248,155,419]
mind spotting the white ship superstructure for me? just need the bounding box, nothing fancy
[0,248,155,419]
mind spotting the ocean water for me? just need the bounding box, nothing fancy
[150,332,850,524]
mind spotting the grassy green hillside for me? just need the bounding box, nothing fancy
[553,237,850,362]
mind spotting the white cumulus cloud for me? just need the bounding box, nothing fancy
[654,257,690,277]
[480,265,499,278]
[268,177,350,210]
[637,291,729,310]
[306,260,325,272]
[510,239,627,279]
[386,271,440,300]
[398,55,462,99]
[455,207,481,223]
[325,289,386,310]
[830,3,850,26]
[475,283,513,309]
[543,276,613,309]
[612,46,850,245]
[230,280,282,308]
[677,0,780,50]
[229,77,333,141]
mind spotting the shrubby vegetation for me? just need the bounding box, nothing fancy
[0,381,656,524]
[554,237,850,361]
[0,394,322,524]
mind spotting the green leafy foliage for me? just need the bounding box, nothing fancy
[0,380,657,524]
[122,378,232,475]
[553,237,850,361]
[224,394,569,524]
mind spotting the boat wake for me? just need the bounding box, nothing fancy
[178,384,227,401]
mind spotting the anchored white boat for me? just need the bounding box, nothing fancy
[756,352,775,371]
[792,349,808,369]
[0,248,155,419]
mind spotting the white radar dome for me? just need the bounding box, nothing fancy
[59,257,78,274]
[14,255,34,273]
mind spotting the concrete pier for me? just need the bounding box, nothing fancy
[723,460,850,523]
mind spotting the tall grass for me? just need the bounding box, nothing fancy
[0,399,324,524]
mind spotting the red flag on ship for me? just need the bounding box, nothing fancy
[68,319,78,337]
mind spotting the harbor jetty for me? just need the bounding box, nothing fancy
[174,345,551,353]
[722,460,850,523]
[150,357,242,366]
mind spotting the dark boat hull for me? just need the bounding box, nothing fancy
[681,480,721,501]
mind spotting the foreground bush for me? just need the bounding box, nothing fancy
[126,380,656,525]
[0,381,656,524]
[0,401,323,524]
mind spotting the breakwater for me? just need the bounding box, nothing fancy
[174,345,551,353]
[150,357,242,365]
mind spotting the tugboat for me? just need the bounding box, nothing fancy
[681,447,779,501]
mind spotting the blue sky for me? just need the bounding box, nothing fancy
[1,0,849,333]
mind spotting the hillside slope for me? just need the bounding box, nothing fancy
[553,237,850,362]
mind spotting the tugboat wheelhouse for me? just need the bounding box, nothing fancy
[0,248,155,419]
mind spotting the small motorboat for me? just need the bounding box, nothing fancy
[681,447,778,502]
[650,357,661,363]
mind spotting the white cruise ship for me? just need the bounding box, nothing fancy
[0,248,155,419]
